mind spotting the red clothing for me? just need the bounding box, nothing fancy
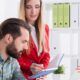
[18,24,50,80]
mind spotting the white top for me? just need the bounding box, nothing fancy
[29,24,42,56]
[29,24,43,55]
[30,24,38,51]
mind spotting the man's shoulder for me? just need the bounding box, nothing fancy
[10,57,19,66]
[10,57,17,62]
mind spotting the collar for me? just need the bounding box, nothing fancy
[0,54,4,62]
[0,54,12,63]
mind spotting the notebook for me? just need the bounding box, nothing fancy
[27,54,64,79]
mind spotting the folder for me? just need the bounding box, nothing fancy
[27,54,64,79]
[52,3,58,28]
[79,4,80,28]
[70,3,79,28]
[58,3,64,27]
[63,3,70,27]
[27,68,57,80]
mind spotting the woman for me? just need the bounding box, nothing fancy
[18,0,50,79]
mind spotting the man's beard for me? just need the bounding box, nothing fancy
[6,42,21,59]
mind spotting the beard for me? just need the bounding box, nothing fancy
[6,42,21,59]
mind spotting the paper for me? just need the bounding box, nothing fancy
[27,54,64,79]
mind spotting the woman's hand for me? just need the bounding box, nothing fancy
[36,77,44,80]
[30,63,44,74]
[36,76,47,80]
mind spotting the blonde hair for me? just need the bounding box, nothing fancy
[19,0,44,55]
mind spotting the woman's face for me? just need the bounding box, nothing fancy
[25,0,41,25]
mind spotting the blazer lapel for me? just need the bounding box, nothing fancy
[30,35,38,52]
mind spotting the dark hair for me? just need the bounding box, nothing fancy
[0,18,31,40]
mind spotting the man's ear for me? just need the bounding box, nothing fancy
[4,34,13,44]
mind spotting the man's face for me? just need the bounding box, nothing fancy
[6,27,29,58]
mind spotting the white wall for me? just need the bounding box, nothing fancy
[0,0,20,23]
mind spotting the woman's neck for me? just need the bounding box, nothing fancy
[28,21,35,26]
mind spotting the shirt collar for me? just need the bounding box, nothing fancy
[0,54,12,63]
[0,54,4,62]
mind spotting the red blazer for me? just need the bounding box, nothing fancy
[18,24,50,80]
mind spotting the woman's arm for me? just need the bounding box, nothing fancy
[18,55,32,71]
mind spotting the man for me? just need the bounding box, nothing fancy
[0,18,30,80]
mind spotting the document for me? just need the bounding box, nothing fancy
[27,54,64,79]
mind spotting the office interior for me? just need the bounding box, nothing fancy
[0,0,80,80]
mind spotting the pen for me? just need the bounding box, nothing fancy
[58,54,64,67]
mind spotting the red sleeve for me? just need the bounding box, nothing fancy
[18,52,32,71]
[18,58,32,71]
[45,24,49,37]
[44,24,50,53]
[40,52,50,68]
[40,24,50,68]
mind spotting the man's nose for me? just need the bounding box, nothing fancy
[23,44,28,50]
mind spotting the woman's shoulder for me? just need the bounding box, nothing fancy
[45,24,49,29]
[44,24,49,34]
